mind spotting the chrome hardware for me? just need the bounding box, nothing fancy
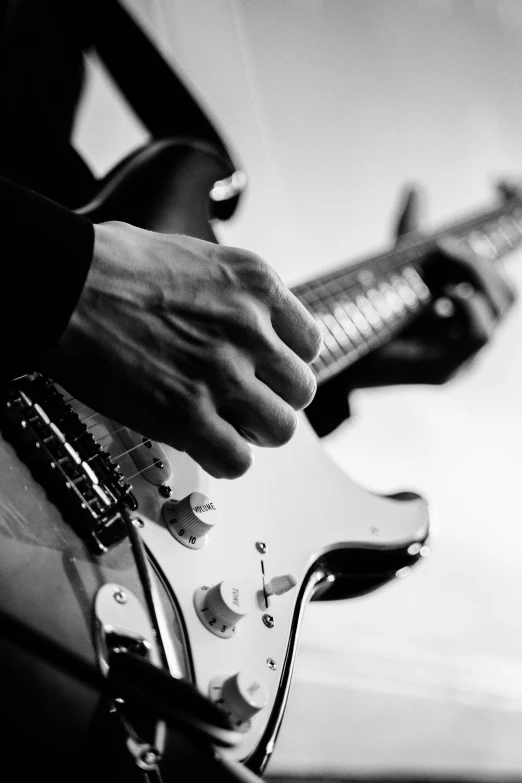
[267,659,277,671]
[262,614,275,629]
[159,484,172,498]
[113,588,127,605]
[3,375,132,551]
[256,542,267,554]
[210,170,247,202]
[94,583,161,677]
[126,739,161,772]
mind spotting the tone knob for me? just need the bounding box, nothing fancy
[210,671,269,731]
[162,492,218,549]
[194,580,251,638]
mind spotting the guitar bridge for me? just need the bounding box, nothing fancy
[2,373,133,552]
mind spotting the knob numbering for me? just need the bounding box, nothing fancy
[162,492,218,549]
[194,581,251,638]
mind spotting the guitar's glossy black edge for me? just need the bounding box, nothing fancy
[245,533,430,776]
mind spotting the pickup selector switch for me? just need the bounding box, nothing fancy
[265,573,298,597]
[210,671,269,731]
[194,581,251,638]
[162,492,218,549]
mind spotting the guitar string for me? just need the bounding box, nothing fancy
[307,273,424,373]
[121,464,164,483]
[300,204,522,373]
[43,399,166,511]
[51,393,165,482]
[293,199,522,301]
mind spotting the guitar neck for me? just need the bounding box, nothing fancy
[293,194,522,385]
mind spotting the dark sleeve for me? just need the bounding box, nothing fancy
[0,177,93,380]
[93,1,238,170]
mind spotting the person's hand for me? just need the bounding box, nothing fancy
[40,222,322,479]
[343,186,516,389]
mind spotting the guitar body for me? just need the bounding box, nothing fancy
[0,429,165,781]
[0,139,430,779]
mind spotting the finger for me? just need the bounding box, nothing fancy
[496,179,521,201]
[182,407,255,479]
[445,285,496,348]
[269,282,323,364]
[256,333,317,410]
[394,185,423,241]
[436,238,516,318]
[219,378,299,448]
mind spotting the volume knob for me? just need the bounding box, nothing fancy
[162,492,218,549]
[194,581,251,638]
[210,671,269,731]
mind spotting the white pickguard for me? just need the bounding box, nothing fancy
[94,410,430,764]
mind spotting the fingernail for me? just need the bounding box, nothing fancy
[452,282,475,300]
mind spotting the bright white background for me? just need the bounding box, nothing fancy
[76,2,522,778]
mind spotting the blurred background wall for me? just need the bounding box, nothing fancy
[74,1,522,778]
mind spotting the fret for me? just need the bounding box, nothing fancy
[496,215,522,246]
[340,299,378,345]
[355,293,382,329]
[485,223,512,254]
[311,311,361,380]
[332,301,367,345]
[315,313,346,359]
[318,301,368,354]
[312,351,359,385]
[466,230,497,258]
[311,351,328,373]
[328,271,395,344]
[389,273,420,309]
[377,279,407,314]
[366,285,394,321]
[292,191,522,386]
[311,277,380,348]
[402,266,431,301]
[321,311,356,355]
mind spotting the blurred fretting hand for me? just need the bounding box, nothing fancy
[343,186,516,389]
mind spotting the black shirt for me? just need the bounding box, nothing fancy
[0,0,231,381]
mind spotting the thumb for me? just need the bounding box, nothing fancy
[394,185,423,242]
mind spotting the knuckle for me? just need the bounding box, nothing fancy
[229,298,267,342]
[231,247,276,287]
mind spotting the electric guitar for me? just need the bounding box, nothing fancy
[0,138,519,781]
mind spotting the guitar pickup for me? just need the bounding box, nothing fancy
[115,426,173,487]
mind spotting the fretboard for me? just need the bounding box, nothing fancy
[292,194,522,385]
